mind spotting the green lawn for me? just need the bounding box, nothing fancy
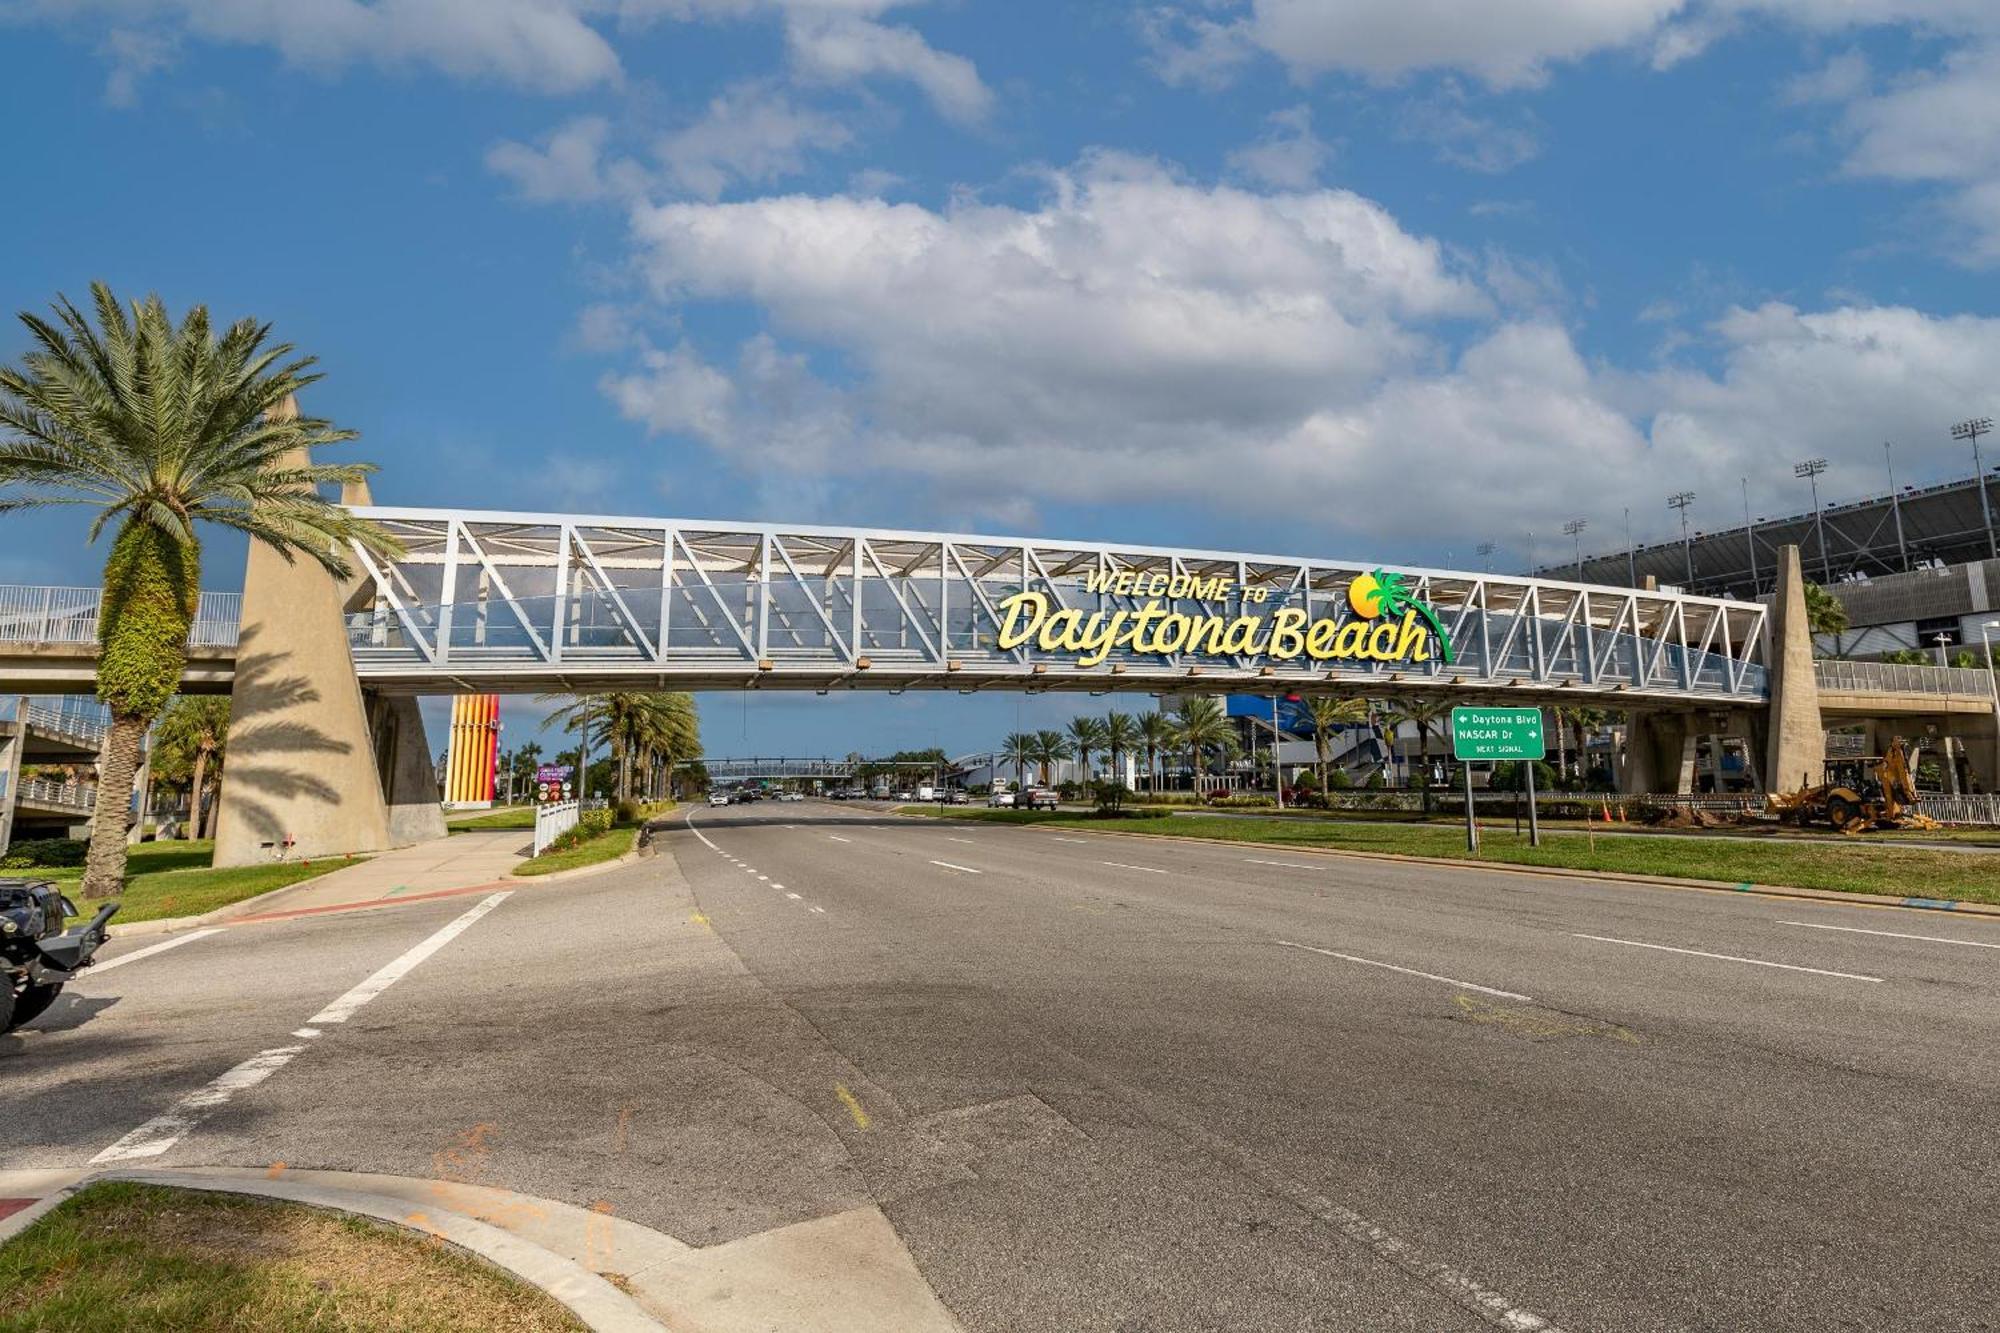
[1124,801,2000,846]
[445,805,536,832]
[0,1181,583,1333]
[899,807,2000,906]
[510,825,640,877]
[39,839,349,926]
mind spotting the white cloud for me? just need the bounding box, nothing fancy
[595,154,2000,548]
[1779,49,1870,104]
[488,116,634,202]
[1397,88,1542,173]
[1225,104,1331,189]
[782,13,991,122]
[656,81,853,199]
[99,26,178,106]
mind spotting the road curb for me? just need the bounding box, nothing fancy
[0,1168,664,1332]
[102,857,371,939]
[895,809,2000,921]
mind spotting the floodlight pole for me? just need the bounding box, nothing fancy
[1624,507,1636,587]
[1953,417,1996,559]
[1885,441,1909,572]
[1741,477,1758,594]
[1564,518,1588,582]
[1982,620,2000,792]
[1795,458,1831,584]
[1668,492,1696,586]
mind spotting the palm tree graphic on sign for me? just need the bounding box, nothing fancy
[1347,569,1455,664]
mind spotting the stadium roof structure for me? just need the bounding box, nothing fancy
[1538,472,2000,599]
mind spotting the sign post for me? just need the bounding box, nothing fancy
[1451,706,1548,849]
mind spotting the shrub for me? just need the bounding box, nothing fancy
[614,799,643,826]
[579,808,612,836]
[1326,768,1353,791]
[1089,779,1127,815]
[0,838,88,869]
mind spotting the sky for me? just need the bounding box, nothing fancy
[3,0,2000,762]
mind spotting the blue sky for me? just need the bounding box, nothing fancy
[4,0,1999,761]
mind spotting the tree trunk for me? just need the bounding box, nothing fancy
[200,777,220,839]
[187,746,210,840]
[82,713,148,899]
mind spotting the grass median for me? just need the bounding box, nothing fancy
[0,1181,583,1333]
[897,806,2000,906]
[33,840,352,927]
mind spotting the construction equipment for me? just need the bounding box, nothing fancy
[1768,737,1942,834]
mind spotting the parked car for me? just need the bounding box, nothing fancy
[988,790,1016,808]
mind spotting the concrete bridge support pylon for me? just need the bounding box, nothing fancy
[212,474,445,868]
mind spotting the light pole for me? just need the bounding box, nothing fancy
[1981,619,2000,794]
[1885,441,1909,572]
[1476,540,1496,572]
[1935,631,1953,670]
[1952,417,1996,559]
[1624,506,1636,587]
[1667,491,1696,587]
[1794,458,1830,584]
[1741,477,1758,594]
[1564,518,1588,581]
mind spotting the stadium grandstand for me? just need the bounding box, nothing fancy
[1537,471,2000,602]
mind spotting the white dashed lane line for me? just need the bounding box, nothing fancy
[1274,939,1534,1002]
[1102,861,1166,874]
[930,861,983,874]
[1570,933,1883,983]
[1245,858,1323,872]
[81,928,225,977]
[828,835,852,843]
[1779,920,2000,950]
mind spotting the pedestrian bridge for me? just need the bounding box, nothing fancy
[334,506,1772,707]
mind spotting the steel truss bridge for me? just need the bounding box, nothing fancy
[340,508,1771,708]
[697,757,947,780]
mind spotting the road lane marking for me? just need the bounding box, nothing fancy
[834,1084,871,1131]
[291,1028,321,1039]
[946,837,976,844]
[1274,940,1534,1002]
[808,905,826,914]
[309,892,513,1025]
[83,928,224,976]
[772,883,785,890]
[93,1045,308,1163]
[1780,920,2000,950]
[828,835,852,843]
[930,860,982,874]
[786,892,802,900]
[1245,858,1322,871]
[1102,861,1166,874]
[685,814,721,852]
[1051,837,1089,843]
[1570,933,1883,982]
[757,875,769,881]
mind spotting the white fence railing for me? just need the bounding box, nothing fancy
[22,701,107,747]
[1815,659,1995,698]
[533,799,580,856]
[0,586,241,648]
[17,778,95,811]
[1916,795,2000,826]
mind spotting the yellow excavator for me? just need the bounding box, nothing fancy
[1768,737,1942,834]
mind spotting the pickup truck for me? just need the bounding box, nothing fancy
[1020,788,1061,810]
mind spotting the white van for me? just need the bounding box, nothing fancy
[916,785,936,801]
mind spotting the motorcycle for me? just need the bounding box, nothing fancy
[1,877,118,1032]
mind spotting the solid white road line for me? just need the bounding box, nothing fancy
[92,1045,308,1163]
[1780,920,2000,950]
[930,860,983,874]
[786,892,802,900]
[1051,837,1089,843]
[1245,858,1323,872]
[946,837,976,844]
[1570,933,1883,982]
[1275,940,1534,1002]
[1102,861,1166,874]
[82,928,224,976]
[309,892,513,1025]
[828,835,852,843]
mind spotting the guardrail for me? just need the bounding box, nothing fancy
[1815,659,1995,698]
[17,778,95,811]
[533,799,579,856]
[21,701,107,747]
[1916,795,2000,826]
[0,586,241,649]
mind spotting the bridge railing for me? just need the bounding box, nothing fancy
[16,777,95,811]
[1815,659,1995,698]
[0,587,242,650]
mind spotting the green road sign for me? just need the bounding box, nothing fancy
[1451,706,1546,761]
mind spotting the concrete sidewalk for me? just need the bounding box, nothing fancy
[218,830,528,923]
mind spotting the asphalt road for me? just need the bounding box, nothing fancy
[6,800,1998,1331]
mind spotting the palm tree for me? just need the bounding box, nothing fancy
[1803,581,1849,645]
[1000,732,1033,788]
[1101,712,1138,789]
[1066,716,1106,783]
[1171,697,1235,793]
[151,696,229,839]
[0,285,393,899]
[1303,695,1370,790]
[1136,711,1174,793]
[541,691,702,802]
[1028,730,1073,787]
[1564,706,1610,784]
[1382,697,1451,807]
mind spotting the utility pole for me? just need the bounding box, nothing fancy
[1885,441,1909,572]
[1564,518,1588,582]
[1953,417,1996,559]
[1667,491,1696,587]
[1795,458,1830,584]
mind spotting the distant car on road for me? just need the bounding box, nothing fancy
[948,790,969,805]
[988,790,1016,808]
[1021,788,1060,810]
[780,791,805,802]
[708,792,730,808]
